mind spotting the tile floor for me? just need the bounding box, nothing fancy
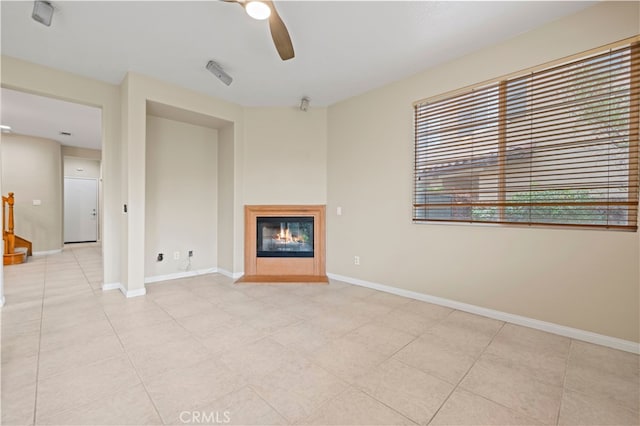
[1,245,639,425]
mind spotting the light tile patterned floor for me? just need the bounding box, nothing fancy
[1,245,639,425]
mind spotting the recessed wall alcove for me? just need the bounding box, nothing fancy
[144,100,236,282]
[238,205,327,284]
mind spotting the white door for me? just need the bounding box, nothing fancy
[64,178,98,243]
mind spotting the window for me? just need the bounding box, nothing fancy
[414,39,639,230]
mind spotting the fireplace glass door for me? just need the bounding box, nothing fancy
[257,216,314,257]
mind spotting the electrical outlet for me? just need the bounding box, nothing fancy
[354,256,360,265]
[188,250,193,257]
[174,251,180,260]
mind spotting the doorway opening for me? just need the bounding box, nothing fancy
[0,87,103,250]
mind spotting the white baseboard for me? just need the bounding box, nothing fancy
[102,282,122,292]
[144,268,219,284]
[327,272,640,354]
[33,249,63,256]
[125,287,146,298]
[217,268,244,279]
[104,268,229,298]
[102,282,146,298]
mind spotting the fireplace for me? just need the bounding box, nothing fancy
[257,217,314,258]
[240,205,327,283]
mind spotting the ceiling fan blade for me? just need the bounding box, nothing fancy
[265,0,294,61]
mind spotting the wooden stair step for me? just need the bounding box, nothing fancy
[4,247,27,265]
[14,235,32,256]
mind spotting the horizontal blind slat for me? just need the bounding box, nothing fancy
[414,41,639,230]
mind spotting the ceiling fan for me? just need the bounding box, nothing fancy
[223,0,295,61]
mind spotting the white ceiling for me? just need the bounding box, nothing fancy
[1,0,596,109]
[1,88,102,150]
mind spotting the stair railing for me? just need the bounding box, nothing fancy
[2,192,15,255]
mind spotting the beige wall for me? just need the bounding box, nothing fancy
[243,107,327,205]
[217,124,235,274]
[1,134,62,252]
[61,146,101,161]
[326,1,640,342]
[63,156,100,179]
[145,115,218,277]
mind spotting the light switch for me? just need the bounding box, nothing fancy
[337,206,342,216]
[33,200,41,206]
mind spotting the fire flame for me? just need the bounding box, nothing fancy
[274,227,302,243]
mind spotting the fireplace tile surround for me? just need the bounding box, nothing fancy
[238,205,327,284]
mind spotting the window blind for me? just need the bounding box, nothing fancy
[414,41,639,230]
